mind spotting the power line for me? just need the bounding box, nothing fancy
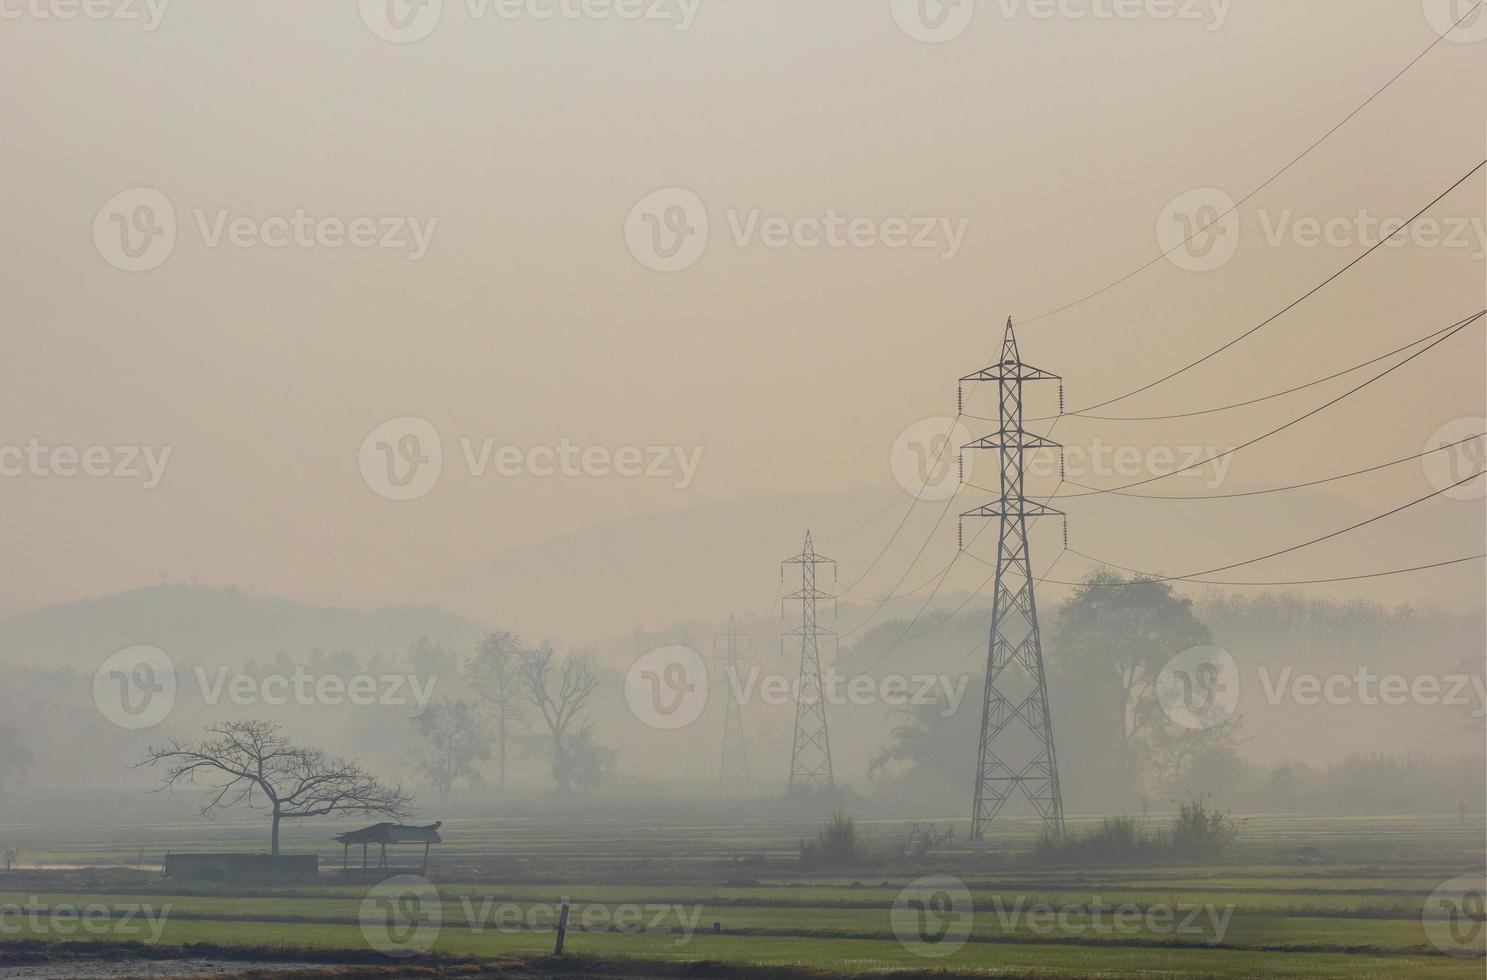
[1020,470,1485,585]
[993,316,1469,424]
[965,431,1485,502]
[932,551,1484,673]
[1019,1,1484,327]
[1066,161,1486,415]
[1065,553,1486,588]
[1055,311,1484,498]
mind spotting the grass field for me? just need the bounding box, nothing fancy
[0,811,1481,977]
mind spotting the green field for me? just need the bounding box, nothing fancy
[0,811,1481,977]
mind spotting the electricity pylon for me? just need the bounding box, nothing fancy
[960,317,1066,838]
[783,532,835,792]
[715,615,751,784]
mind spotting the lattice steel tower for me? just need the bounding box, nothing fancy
[783,532,836,791]
[715,614,751,784]
[961,318,1066,838]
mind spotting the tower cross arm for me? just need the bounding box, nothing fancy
[960,363,1061,384]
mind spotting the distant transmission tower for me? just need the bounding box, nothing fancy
[961,317,1066,838]
[783,532,836,792]
[715,614,751,784]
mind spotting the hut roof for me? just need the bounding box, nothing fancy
[335,821,443,845]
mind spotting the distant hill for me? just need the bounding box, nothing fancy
[0,584,489,671]
[2,482,1479,667]
[422,483,1485,642]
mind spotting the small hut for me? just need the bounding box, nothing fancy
[335,821,443,874]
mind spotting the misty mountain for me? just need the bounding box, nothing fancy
[423,482,1485,642]
[0,584,488,672]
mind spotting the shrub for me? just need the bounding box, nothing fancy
[799,810,865,868]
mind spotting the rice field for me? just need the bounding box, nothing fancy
[0,811,1481,977]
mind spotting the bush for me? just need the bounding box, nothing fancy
[890,822,956,862]
[1172,796,1239,859]
[1033,799,1239,865]
[799,811,865,868]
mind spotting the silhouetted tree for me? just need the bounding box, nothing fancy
[516,647,605,794]
[139,720,412,854]
[467,631,529,791]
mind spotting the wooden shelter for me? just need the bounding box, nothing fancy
[335,821,443,874]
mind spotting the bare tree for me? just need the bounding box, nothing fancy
[409,697,492,803]
[139,720,412,854]
[516,646,605,794]
[467,631,529,791]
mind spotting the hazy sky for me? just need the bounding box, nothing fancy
[2,0,1483,617]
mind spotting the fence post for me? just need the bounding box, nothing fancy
[553,900,571,955]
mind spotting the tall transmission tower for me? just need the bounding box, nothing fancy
[960,317,1066,839]
[783,532,836,792]
[715,614,751,784]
